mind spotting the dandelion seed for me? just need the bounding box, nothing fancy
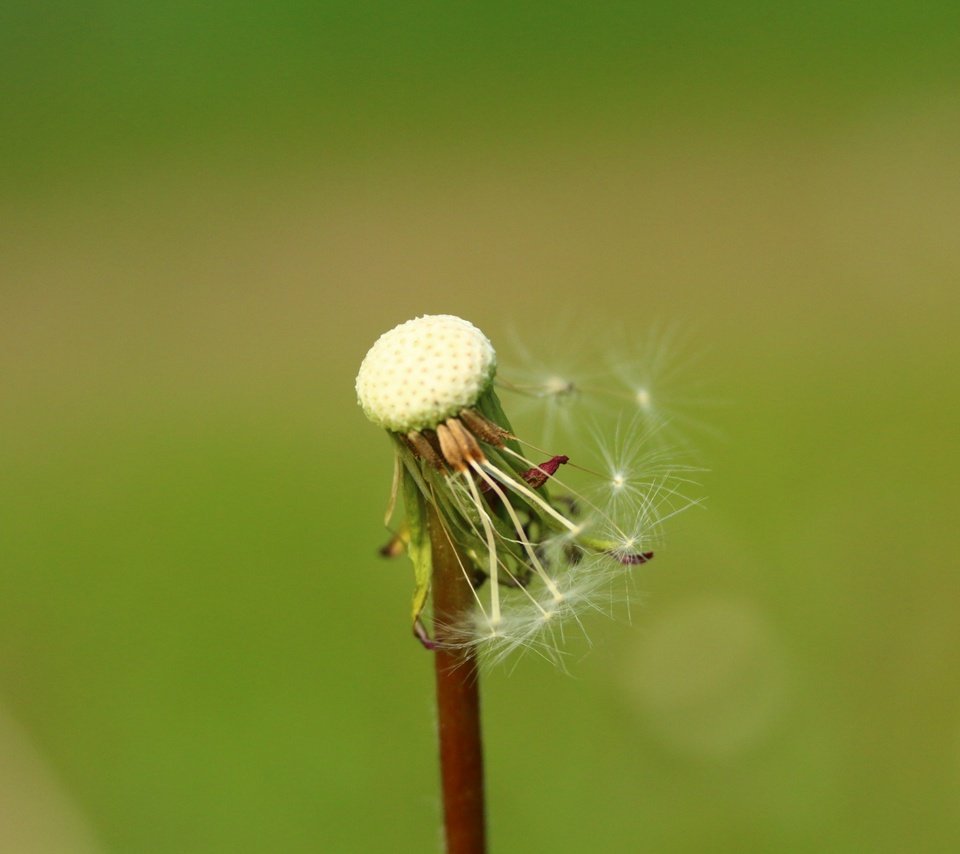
[357,314,697,665]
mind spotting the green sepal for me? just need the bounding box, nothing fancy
[401,462,432,626]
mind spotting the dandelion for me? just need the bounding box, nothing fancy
[357,314,688,666]
[356,314,700,853]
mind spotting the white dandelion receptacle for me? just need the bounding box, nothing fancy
[356,315,497,433]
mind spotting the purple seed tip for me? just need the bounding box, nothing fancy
[520,455,570,489]
[413,620,438,650]
[614,550,654,565]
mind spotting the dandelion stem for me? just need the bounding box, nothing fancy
[429,504,487,854]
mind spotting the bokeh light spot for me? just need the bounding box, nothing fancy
[623,597,791,758]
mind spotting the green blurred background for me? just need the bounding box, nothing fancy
[2,3,959,852]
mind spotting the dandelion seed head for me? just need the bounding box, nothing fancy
[358,314,705,669]
[356,314,496,432]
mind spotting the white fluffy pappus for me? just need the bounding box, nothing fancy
[430,420,702,669]
[499,320,720,455]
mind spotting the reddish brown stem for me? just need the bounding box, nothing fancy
[429,508,487,854]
